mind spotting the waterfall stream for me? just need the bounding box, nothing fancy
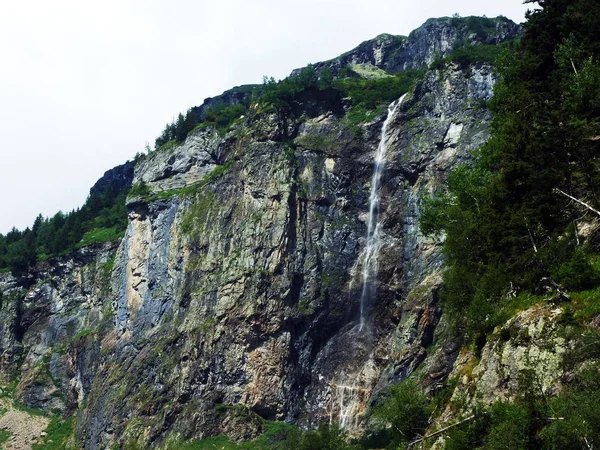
[358,94,406,331]
[329,95,406,433]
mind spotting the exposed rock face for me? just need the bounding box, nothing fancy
[0,18,528,449]
[455,305,568,407]
[193,85,261,123]
[89,161,135,198]
[425,303,571,438]
[0,242,117,414]
[386,16,521,72]
[291,16,521,77]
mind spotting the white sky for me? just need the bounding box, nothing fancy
[0,0,535,234]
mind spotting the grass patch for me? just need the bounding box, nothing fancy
[78,227,123,247]
[571,286,600,321]
[449,44,504,67]
[13,402,46,417]
[129,181,151,198]
[176,435,239,450]
[294,134,338,152]
[334,68,425,138]
[201,104,247,135]
[32,417,75,450]
[430,39,519,71]
[0,429,10,445]
[156,139,180,153]
[334,68,425,110]
[171,421,293,450]
[489,292,545,329]
[348,63,393,80]
[180,191,216,237]
[100,256,115,280]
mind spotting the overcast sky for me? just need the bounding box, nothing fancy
[0,0,535,233]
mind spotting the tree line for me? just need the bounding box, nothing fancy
[0,184,129,276]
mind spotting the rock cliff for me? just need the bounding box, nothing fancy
[291,15,521,76]
[0,16,537,449]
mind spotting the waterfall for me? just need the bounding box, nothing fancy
[359,94,406,331]
[329,95,405,433]
[329,350,380,432]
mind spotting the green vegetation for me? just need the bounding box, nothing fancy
[130,162,231,206]
[0,429,10,446]
[288,423,359,450]
[334,69,424,111]
[257,64,326,136]
[443,402,531,450]
[100,256,116,279]
[430,16,522,70]
[128,180,151,198]
[12,401,46,417]
[154,108,201,148]
[181,191,216,236]
[438,359,600,449]
[0,179,130,276]
[174,422,360,450]
[154,85,261,148]
[430,40,519,71]
[32,417,75,450]
[79,227,124,247]
[450,16,505,39]
[170,361,600,449]
[420,0,600,345]
[448,43,505,67]
[201,103,247,134]
[167,421,295,450]
[333,68,425,137]
[256,63,424,140]
[538,363,600,448]
[372,379,431,448]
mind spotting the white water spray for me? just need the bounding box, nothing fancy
[330,351,380,432]
[359,95,406,331]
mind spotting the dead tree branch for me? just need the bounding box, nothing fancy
[554,188,600,217]
[407,415,476,448]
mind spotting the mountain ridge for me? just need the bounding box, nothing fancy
[0,12,578,449]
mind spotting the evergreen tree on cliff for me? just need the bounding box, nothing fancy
[421,0,600,342]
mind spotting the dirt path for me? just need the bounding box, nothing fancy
[0,403,49,450]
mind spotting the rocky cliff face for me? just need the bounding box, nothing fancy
[0,17,529,449]
[291,16,521,76]
[89,161,135,199]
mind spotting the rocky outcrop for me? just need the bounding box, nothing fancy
[441,305,568,416]
[70,58,496,448]
[193,85,261,123]
[0,242,117,414]
[385,16,521,72]
[291,16,521,77]
[89,161,135,198]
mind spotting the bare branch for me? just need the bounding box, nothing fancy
[407,415,476,447]
[554,188,600,217]
[525,217,539,253]
[571,58,579,75]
